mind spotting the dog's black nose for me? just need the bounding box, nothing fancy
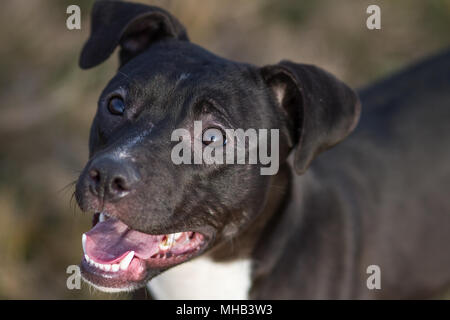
[86,155,140,201]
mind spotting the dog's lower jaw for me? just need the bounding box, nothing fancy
[81,277,141,294]
[147,256,252,300]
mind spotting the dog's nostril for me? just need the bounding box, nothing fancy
[111,177,128,192]
[89,169,101,183]
[85,156,138,200]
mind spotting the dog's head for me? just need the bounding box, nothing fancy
[75,0,360,292]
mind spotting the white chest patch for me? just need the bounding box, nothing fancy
[147,257,252,300]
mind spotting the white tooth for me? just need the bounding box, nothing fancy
[99,213,105,222]
[159,239,170,250]
[89,259,95,266]
[120,251,135,271]
[167,234,175,245]
[99,264,105,270]
[82,234,87,253]
[85,254,90,262]
[174,232,183,240]
[104,264,111,272]
[94,262,99,268]
[111,264,120,272]
[159,234,175,251]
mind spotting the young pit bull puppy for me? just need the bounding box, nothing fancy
[75,0,450,299]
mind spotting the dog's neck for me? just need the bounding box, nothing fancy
[208,163,292,262]
[147,164,292,299]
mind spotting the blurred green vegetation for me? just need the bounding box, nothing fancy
[0,0,449,299]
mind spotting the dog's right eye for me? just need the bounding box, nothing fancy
[202,127,227,147]
[107,97,125,115]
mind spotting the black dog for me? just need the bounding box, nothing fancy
[75,0,450,298]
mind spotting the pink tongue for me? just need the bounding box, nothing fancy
[85,218,162,264]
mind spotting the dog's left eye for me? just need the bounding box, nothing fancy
[107,97,125,115]
[202,127,227,146]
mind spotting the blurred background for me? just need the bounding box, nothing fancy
[0,0,449,299]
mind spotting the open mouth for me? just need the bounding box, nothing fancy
[80,212,207,291]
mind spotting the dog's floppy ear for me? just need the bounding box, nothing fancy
[79,0,189,69]
[261,61,361,175]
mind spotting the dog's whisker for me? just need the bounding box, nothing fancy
[117,71,145,92]
[57,180,77,195]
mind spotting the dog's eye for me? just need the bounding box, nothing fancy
[202,127,227,146]
[107,97,125,115]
